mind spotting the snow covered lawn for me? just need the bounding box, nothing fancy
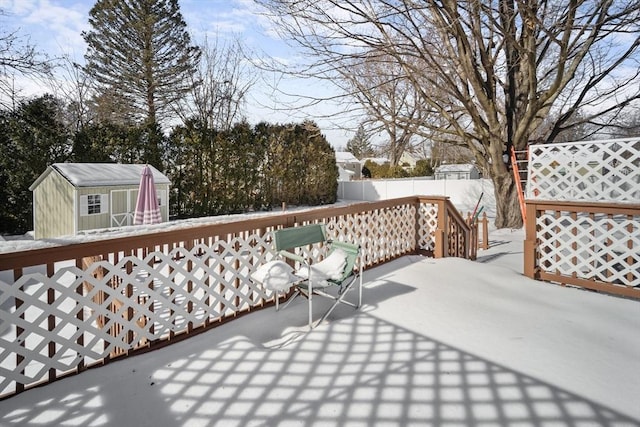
[0,229,638,426]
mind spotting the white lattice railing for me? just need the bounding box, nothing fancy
[0,196,471,399]
[524,138,640,297]
[526,138,640,203]
[524,200,640,298]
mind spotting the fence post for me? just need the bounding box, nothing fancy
[466,212,478,260]
[435,199,447,258]
[481,212,489,250]
[414,199,422,254]
[523,201,537,278]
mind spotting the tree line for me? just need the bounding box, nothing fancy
[0,0,339,235]
[0,94,337,234]
[3,0,640,230]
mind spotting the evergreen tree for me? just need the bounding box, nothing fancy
[83,0,200,168]
[346,124,374,159]
[166,120,338,217]
[265,121,337,206]
[0,95,71,233]
[412,159,433,177]
[300,121,338,204]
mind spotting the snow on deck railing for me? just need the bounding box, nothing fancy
[0,196,473,399]
[526,138,640,203]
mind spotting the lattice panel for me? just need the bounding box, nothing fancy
[0,199,450,398]
[326,214,369,267]
[326,213,367,248]
[0,231,276,396]
[536,211,640,287]
[360,210,382,266]
[447,214,468,257]
[384,203,417,258]
[418,202,439,252]
[357,203,417,265]
[527,138,640,203]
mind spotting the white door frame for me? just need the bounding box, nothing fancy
[110,189,137,227]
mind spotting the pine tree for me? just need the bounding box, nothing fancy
[346,124,374,159]
[0,96,71,233]
[83,0,200,167]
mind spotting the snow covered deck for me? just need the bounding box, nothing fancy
[1,229,638,426]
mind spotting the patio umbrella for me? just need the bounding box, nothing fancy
[133,165,162,225]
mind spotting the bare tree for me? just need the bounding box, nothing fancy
[256,0,640,228]
[611,106,640,137]
[175,36,254,131]
[44,55,95,132]
[0,9,52,109]
[334,51,431,166]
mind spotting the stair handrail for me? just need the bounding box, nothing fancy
[510,146,527,224]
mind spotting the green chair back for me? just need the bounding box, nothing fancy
[274,224,326,251]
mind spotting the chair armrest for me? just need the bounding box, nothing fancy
[279,250,306,264]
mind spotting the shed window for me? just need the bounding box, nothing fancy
[156,189,166,207]
[80,194,109,216]
[87,194,101,214]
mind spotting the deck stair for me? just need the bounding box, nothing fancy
[510,146,529,224]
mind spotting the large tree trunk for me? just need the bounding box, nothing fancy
[491,170,523,229]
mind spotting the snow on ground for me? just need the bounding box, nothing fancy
[0,202,361,254]
[0,228,638,427]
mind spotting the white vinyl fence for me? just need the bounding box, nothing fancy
[337,178,495,215]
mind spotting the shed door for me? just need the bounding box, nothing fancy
[111,189,138,227]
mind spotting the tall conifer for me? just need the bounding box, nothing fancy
[83,0,200,166]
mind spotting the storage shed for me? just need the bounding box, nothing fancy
[335,151,362,180]
[29,163,170,239]
[434,163,481,180]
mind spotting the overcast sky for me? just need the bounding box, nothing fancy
[0,0,355,147]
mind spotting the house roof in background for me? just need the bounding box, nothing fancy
[362,157,389,165]
[335,151,360,163]
[30,163,170,190]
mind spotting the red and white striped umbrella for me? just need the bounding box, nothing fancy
[133,165,162,225]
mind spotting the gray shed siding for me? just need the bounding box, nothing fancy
[33,170,75,239]
[75,184,170,231]
[76,186,113,231]
[434,164,481,180]
[31,164,170,239]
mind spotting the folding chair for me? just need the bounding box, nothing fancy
[269,223,363,328]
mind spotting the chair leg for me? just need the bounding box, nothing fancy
[318,285,352,324]
[317,274,360,325]
[358,265,363,308]
[308,281,313,328]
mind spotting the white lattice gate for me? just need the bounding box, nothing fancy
[524,138,640,297]
[527,138,640,203]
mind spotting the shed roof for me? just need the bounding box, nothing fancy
[335,151,360,163]
[362,157,389,165]
[30,163,170,190]
[434,163,477,173]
